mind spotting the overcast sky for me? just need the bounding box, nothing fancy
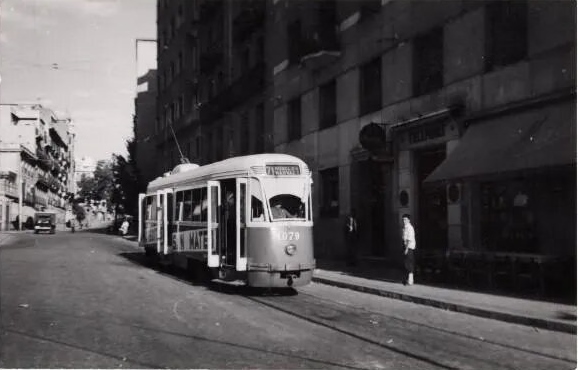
[0,0,157,161]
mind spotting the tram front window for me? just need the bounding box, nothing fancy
[269,195,305,220]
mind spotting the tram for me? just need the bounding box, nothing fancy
[138,153,315,288]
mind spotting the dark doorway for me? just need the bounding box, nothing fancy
[416,146,447,251]
[221,179,236,266]
[353,159,387,257]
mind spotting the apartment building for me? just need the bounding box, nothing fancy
[0,104,75,230]
[268,0,575,263]
[156,0,270,175]
[153,0,575,266]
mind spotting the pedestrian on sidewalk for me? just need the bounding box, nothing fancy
[402,214,416,285]
[344,209,359,267]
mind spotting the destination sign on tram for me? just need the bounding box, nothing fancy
[266,165,301,176]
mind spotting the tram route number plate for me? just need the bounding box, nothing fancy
[274,230,300,241]
[266,165,301,176]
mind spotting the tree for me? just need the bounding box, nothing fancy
[73,203,86,223]
[76,173,97,202]
[111,119,143,217]
[76,160,114,204]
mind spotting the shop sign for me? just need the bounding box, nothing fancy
[359,122,387,153]
[408,122,445,144]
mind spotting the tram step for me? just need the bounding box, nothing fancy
[211,278,246,286]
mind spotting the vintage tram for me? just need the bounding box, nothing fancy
[138,153,315,288]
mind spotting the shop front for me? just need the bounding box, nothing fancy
[425,98,576,297]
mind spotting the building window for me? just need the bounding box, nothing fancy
[359,0,381,20]
[319,79,336,129]
[240,47,250,76]
[195,136,201,159]
[255,103,265,152]
[359,57,382,116]
[287,97,302,142]
[287,20,302,65]
[240,111,249,155]
[320,167,339,218]
[216,126,223,161]
[485,0,527,71]
[413,27,444,97]
[177,52,183,75]
[256,36,264,63]
[173,101,179,121]
[179,95,185,116]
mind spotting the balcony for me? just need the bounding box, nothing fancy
[233,0,265,44]
[299,30,340,70]
[200,63,265,123]
[298,4,340,70]
[200,50,223,74]
[0,179,18,199]
[199,0,223,21]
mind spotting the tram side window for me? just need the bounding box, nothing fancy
[191,188,204,222]
[145,197,154,220]
[200,187,208,220]
[250,178,265,222]
[176,191,184,221]
[183,190,193,221]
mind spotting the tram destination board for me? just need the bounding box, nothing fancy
[266,165,301,176]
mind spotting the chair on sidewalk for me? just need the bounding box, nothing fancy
[491,254,513,291]
[465,253,492,290]
[447,251,468,286]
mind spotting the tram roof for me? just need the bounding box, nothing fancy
[147,153,309,193]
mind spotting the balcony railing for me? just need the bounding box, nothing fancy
[199,0,223,21]
[232,0,265,44]
[200,50,223,74]
[200,63,265,123]
[0,180,18,199]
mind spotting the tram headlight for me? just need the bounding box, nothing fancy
[285,244,297,256]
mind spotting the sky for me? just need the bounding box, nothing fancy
[0,0,157,161]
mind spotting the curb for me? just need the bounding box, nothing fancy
[312,276,577,335]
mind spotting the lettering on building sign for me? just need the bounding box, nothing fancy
[408,123,445,144]
[173,229,208,252]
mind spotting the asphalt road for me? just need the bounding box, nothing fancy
[0,231,575,369]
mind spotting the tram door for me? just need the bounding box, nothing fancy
[156,190,163,254]
[236,178,247,271]
[221,179,237,267]
[138,194,145,243]
[157,189,172,255]
[207,181,221,268]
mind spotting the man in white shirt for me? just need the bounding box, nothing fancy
[402,214,416,285]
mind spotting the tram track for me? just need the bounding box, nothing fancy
[245,289,575,370]
[117,248,574,369]
[286,290,576,364]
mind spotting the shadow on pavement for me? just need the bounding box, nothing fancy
[117,251,297,297]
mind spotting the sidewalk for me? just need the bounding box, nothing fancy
[313,260,577,334]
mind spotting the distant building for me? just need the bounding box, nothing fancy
[74,156,97,184]
[0,104,75,230]
[134,39,158,188]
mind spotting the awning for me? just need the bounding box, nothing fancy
[425,101,576,183]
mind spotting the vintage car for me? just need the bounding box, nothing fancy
[34,212,56,234]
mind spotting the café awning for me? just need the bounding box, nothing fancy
[425,101,576,183]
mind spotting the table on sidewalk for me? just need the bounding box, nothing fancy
[447,250,562,295]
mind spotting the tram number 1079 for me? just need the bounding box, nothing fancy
[274,230,300,241]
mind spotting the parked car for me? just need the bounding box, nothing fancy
[34,212,56,234]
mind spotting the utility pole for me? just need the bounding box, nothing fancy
[18,157,22,231]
